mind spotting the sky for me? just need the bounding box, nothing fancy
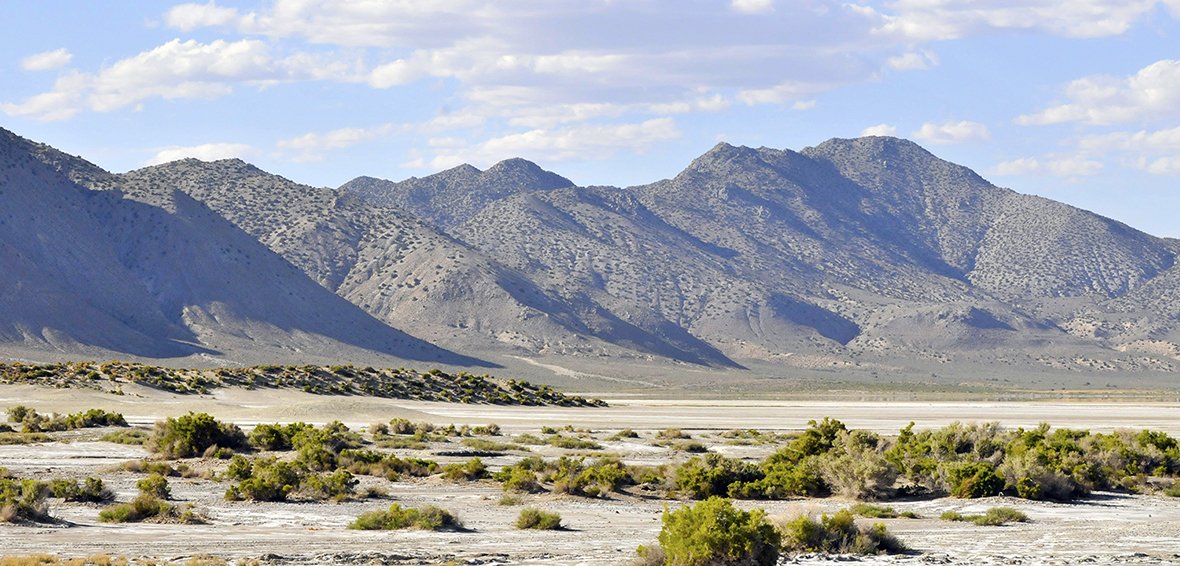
[2,1,1180,237]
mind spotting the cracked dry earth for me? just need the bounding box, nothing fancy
[2,386,1180,565]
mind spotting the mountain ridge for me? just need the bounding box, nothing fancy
[4,127,1180,383]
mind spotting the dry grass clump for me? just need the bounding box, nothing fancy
[0,556,128,566]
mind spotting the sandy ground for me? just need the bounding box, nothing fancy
[2,384,1180,565]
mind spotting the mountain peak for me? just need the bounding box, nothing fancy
[339,157,574,230]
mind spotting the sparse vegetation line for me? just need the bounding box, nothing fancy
[0,361,605,407]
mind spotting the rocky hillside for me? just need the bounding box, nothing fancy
[101,158,734,367]
[0,127,479,365]
[5,125,1180,379]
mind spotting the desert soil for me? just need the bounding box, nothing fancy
[1,383,1179,565]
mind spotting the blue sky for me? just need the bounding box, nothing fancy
[3,1,1180,236]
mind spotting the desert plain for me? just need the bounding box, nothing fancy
[0,382,1179,566]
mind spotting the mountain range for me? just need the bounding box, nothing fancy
[3,125,1179,388]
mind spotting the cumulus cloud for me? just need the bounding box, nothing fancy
[989,156,1103,177]
[912,121,990,144]
[21,48,73,71]
[1133,155,1180,175]
[861,124,898,137]
[427,118,681,168]
[2,39,352,121]
[1017,59,1180,126]
[145,143,259,166]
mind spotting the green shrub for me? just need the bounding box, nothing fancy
[497,467,543,493]
[516,507,562,530]
[97,495,178,523]
[658,497,779,565]
[223,458,301,502]
[149,413,247,459]
[50,477,112,502]
[675,454,762,499]
[656,428,689,440]
[947,462,1005,498]
[941,506,1029,526]
[461,438,525,452]
[296,470,357,501]
[498,495,523,506]
[607,428,640,441]
[442,458,490,481]
[99,429,150,445]
[0,478,52,523]
[779,509,906,555]
[6,406,127,432]
[550,457,633,497]
[349,503,461,530]
[848,503,898,518]
[471,423,501,436]
[136,474,171,499]
[548,435,601,450]
[247,422,314,451]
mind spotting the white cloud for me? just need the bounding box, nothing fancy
[887,50,938,71]
[989,156,1103,177]
[165,2,251,31]
[1017,59,1180,126]
[738,81,836,105]
[1072,125,1180,176]
[145,143,259,166]
[3,39,353,121]
[872,0,1167,42]
[861,124,897,137]
[277,124,399,151]
[428,118,681,167]
[732,0,774,15]
[1134,155,1180,175]
[21,48,73,71]
[912,121,990,144]
[792,100,816,110]
[1,71,88,122]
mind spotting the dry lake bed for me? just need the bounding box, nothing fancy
[2,383,1179,565]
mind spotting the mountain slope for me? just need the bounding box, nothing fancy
[0,127,481,365]
[107,158,736,367]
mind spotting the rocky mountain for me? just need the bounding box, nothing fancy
[0,127,480,365]
[339,158,574,230]
[452,138,1179,371]
[98,158,734,367]
[5,126,1180,381]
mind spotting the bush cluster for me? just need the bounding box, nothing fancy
[0,362,607,407]
[941,506,1029,526]
[667,418,1180,503]
[51,477,113,502]
[349,503,461,531]
[515,507,562,530]
[656,497,780,566]
[0,478,52,523]
[148,413,247,459]
[779,509,907,555]
[5,406,127,433]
